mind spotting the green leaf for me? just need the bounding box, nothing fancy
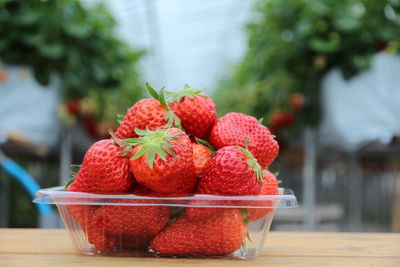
[164,110,182,130]
[134,128,149,136]
[258,117,264,124]
[334,17,361,32]
[146,82,159,99]
[162,144,177,158]
[70,164,82,170]
[244,136,249,149]
[63,23,91,38]
[195,138,216,154]
[238,145,263,182]
[167,84,205,102]
[131,146,147,160]
[33,67,50,86]
[14,12,40,26]
[38,43,64,59]
[129,128,179,169]
[240,208,250,224]
[309,38,340,53]
[117,114,125,124]
[64,177,75,189]
[158,87,168,109]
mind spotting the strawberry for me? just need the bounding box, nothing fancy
[210,112,279,169]
[87,222,117,252]
[66,139,133,193]
[66,99,80,116]
[185,145,264,221]
[185,205,234,222]
[126,127,197,194]
[90,199,170,236]
[270,110,294,132]
[67,203,97,230]
[290,93,304,110]
[150,209,247,255]
[192,143,212,176]
[197,145,263,195]
[115,83,181,139]
[247,170,279,222]
[115,98,167,139]
[168,85,216,140]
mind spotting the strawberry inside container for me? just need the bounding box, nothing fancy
[33,186,297,259]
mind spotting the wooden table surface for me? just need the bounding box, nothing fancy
[0,229,399,267]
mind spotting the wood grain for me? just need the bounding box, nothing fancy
[0,229,399,267]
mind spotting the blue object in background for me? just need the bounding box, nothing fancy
[0,157,52,216]
[0,149,59,227]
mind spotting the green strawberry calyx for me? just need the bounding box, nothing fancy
[64,164,81,189]
[123,128,181,169]
[108,129,132,157]
[237,137,264,183]
[240,208,250,224]
[146,82,182,129]
[195,137,216,155]
[166,84,206,102]
[116,113,125,124]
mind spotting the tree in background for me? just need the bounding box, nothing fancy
[214,0,400,139]
[0,0,144,138]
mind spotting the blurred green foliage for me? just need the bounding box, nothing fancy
[214,0,400,135]
[0,0,144,120]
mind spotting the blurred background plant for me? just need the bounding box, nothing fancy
[0,0,145,227]
[0,0,144,138]
[214,0,400,140]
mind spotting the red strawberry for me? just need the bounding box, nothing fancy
[168,85,216,140]
[67,203,97,230]
[115,98,167,139]
[128,127,197,194]
[87,223,117,252]
[210,112,279,169]
[192,143,212,176]
[65,198,116,252]
[90,199,170,236]
[247,170,279,222]
[185,205,234,222]
[270,110,294,132]
[150,209,247,255]
[185,145,264,221]
[290,93,304,110]
[197,145,263,195]
[115,83,181,139]
[67,139,133,193]
[66,99,80,116]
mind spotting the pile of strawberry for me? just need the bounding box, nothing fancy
[66,83,280,256]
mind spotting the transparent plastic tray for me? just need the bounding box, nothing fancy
[34,186,297,259]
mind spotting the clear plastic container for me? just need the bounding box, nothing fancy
[33,186,297,259]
